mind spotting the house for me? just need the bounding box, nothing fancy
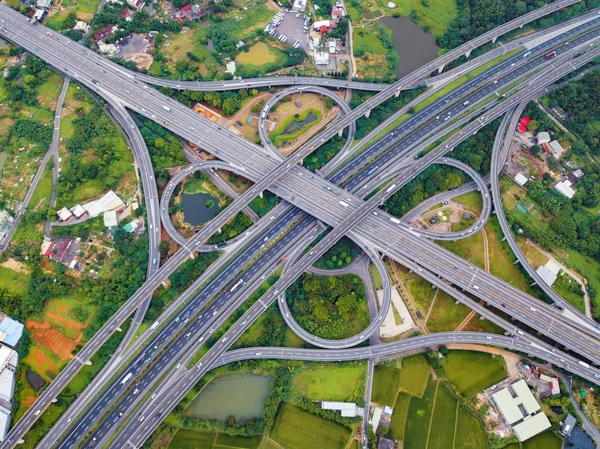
[547,140,565,158]
[551,378,560,395]
[536,260,561,287]
[567,169,584,184]
[0,315,23,348]
[517,117,531,132]
[82,191,125,218]
[73,21,90,33]
[97,41,119,56]
[536,131,551,145]
[40,237,54,257]
[555,180,576,199]
[93,25,118,44]
[514,173,529,187]
[378,437,396,449]
[491,379,551,441]
[126,0,144,9]
[553,106,568,119]
[370,407,383,430]
[35,0,52,10]
[560,414,577,437]
[314,51,329,65]
[33,9,46,21]
[236,40,245,49]
[313,20,331,32]
[122,220,139,233]
[57,207,74,222]
[292,0,307,11]
[71,204,86,219]
[331,2,346,18]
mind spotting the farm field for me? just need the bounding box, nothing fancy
[425,289,471,332]
[404,276,437,316]
[521,431,562,449]
[269,403,352,449]
[398,354,430,396]
[46,0,102,29]
[376,0,458,38]
[442,351,507,397]
[291,364,366,401]
[372,364,400,405]
[167,430,263,449]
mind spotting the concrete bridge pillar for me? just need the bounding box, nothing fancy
[492,36,497,44]
[259,191,264,199]
[513,259,520,265]
[365,109,371,118]
[395,90,400,98]
[479,316,485,321]
[529,281,537,287]
[51,398,57,403]
[189,252,195,259]
[465,49,472,59]
[501,236,507,242]
[217,227,222,234]
[116,327,122,332]
[455,300,461,305]
[438,64,445,74]
[85,360,92,366]
[338,128,344,137]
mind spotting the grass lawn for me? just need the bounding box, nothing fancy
[439,231,486,270]
[425,290,471,333]
[354,28,387,55]
[27,163,53,212]
[453,406,487,449]
[404,374,437,449]
[378,0,457,38]
[270,403,352,449]
[372,365,400,405]
[404,276,436,316]
[349,440,359,449]
[168,429,215,449]
[270,108,321,147]
[522,431,562,449]
[453,192,483,213]
[0,266,29,295]
[399,354,430,396]
[291,365,366,401]
[237,42,280,65]
[442,351,507,397]
[389,392,410,440]
[214,433,263,449]
[427,383,458,449]
[37,74,63,110]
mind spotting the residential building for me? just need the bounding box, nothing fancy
[555,180,576,199]
[378,437,395,449]
[0,315,23,348]
[97,42,119,56]
[313,20,331,31]
[320,401,359,417]
[35,0,52,9]
[71,204,86,219]
[292,0,307,11]
[57,207,74,222]
[73,21,90,33]
[33,9,46,21]
[491,379,551,441]
[82,190,125,218]
[560,414,577,437]
[548,140,565,158]
[126,0,144,9]
[331,2,346,19]
[370,406,383,430]
[567,169,584,184]
[93,25,118,44]
[551,378,560,395]
[122,220,139,233]
[514,173,529,187]
[536,131,551,144]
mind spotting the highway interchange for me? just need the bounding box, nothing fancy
[1,0,600,447]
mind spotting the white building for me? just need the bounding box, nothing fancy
[321,402,359,417]
[536,260,561,287]
[514,173,529,187]
[57,207,74,222]
[103,210,118,228]
[97,42,119,56]
[536,131,551,145]
[82,191,125,218]
[555,180,576,199]
[314,51,329,65]
[0,345,18,442]
[313,20,331,31]
[292,0,307,12]
[73,21,90,33]
[491,380,551,442]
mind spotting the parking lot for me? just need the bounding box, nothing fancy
[268,10,310,53]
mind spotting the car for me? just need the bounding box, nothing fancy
[501,303,506,308]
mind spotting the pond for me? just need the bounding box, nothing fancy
[283,111,318,135]
[186,374,272,422]
[379,16,440,78]
[180,191,221,226]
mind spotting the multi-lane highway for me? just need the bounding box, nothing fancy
[1,0,600,444]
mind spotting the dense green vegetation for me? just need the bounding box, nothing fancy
[136,115,188,169]
[207,212,253,244]
[314,237,357,270]
[286,274,369,340]
[249,191,279,217]
[383,165,467,218]
[438,0,598,50]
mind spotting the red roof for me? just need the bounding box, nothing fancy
[181,4,191,10]
[120,7,128,18]
[517,117,531,133]
[320,25,328,33]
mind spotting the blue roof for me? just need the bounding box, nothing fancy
[0,317,23,347]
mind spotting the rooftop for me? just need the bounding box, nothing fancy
[512,412,551,441]
[555,180,576,199]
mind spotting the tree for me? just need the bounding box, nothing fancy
[158,241,169,257]
[529,144,541,156]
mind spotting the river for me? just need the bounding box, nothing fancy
[379,16,440,78]
[180,191,221,226]
[186,374,271,422]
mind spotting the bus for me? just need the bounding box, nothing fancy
[121,373,133,385]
